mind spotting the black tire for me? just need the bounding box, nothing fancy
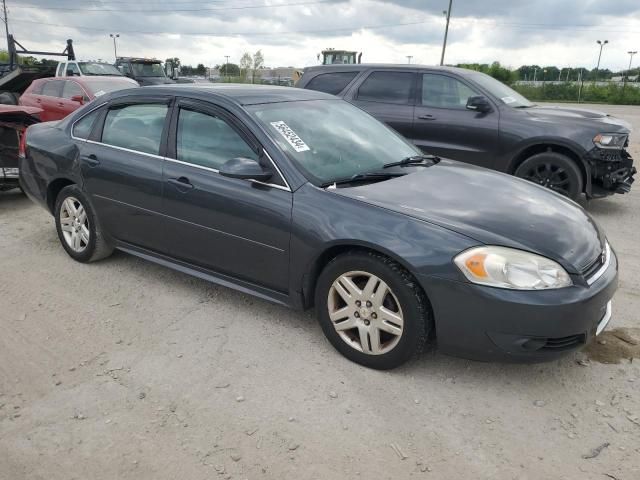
[54,184,113,263]
[514,152,583,200]
[315,250,431,370]
[0,92,19,105]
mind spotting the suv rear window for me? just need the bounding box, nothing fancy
[305,72,358,95]
[357,71,414,104]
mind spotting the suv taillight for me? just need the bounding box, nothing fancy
[18,127,28,158]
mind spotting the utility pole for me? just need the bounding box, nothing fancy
[2,0,9,52]
[406,55,413,64]
[224,55,230,81]
[626,51,637,83]
[533,67,537,82]
[594,39,608,83]
[440,0,453,66]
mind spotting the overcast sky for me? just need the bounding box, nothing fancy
[7,0,640,71]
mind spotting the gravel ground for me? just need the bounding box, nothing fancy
[1,103,639,480]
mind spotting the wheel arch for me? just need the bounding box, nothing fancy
[507,141,591,194]
[46,177,76,213]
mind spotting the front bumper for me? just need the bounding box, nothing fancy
[418,250,618,362]
[586,147,635,197]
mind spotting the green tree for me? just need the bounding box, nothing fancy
[251,50,264,84]
[239,52,252,81]
[220,63,240,77]
[196,63,206,76]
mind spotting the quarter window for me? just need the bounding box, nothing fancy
[176,109,257,170]
[72,109,101,140]
[41,80,64,98]
[305,72,358,95]
[357,71,414,104]
[102,103,168,155]
[62,81,86,100]
[421,73,478,109]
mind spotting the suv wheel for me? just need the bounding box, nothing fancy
[315,251,431,370]
[54,185,113,263]
[514,152,583,200]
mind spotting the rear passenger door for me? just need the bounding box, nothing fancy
[77,97,172,253]
[345,70,416,139]
[161,99,293,292]
[412,72,500,166]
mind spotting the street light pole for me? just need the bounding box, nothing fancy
[109,33,119,60]
[224,55,230,81]
[406,55,413,64]
[594,39,608,83]
[440,0,453,66]
[626,51,637,82]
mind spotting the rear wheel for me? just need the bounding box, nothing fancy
[315,251,430,370]
[54,185,113,263]
[514,152,583,200]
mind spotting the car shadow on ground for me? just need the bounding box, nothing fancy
[0,189,33,210]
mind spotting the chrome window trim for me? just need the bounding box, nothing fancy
[587,242,611,286]
[70,101,108,141]
[85,139,165,160]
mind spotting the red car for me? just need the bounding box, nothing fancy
[19,76,138,122]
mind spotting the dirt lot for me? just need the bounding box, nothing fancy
[1,103,639,480]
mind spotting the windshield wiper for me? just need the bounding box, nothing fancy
[382,154,440,169]
[320,171,406,189]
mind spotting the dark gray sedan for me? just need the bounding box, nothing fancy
[19,85,617,369]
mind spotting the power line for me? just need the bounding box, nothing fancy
[13,0,334,13]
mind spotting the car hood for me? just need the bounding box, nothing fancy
[138,77,175,86]
[523,105,632,132]
[332,160,605,273]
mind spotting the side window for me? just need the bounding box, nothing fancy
[305,72,358,95]
[41,80,64,98]
[72,108,101,140]
[176,109,257,170]
[57,63,66,77]
[66,63,81,76]
[102,103,168,155]
[62,81,86,100]
[421,73,478,109]
[30,81,44,95]
[357,71,414,104]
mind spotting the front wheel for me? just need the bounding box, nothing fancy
[514,152,583,200]
[54,185,113,263]
[315,251,431,370]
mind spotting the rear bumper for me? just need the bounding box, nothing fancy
[418,251,618,362]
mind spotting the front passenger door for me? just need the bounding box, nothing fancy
[162,100,292,292]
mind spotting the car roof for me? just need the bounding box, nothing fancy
[129,84,335,105]
[303,63,476,76]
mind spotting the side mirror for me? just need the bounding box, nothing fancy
[71,94,84,104]
[219,157,272,182]
[466,95,492,113]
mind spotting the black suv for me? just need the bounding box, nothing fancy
[297,64,635,199]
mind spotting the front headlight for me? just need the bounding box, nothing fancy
[454,246,572,290]
[593,133,627,150]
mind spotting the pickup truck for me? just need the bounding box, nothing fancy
[55,60,123,78]
[114,57,175,86]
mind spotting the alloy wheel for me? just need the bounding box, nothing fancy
[59,196,90,253]
[327,270,404,355]
[522,162,571,195]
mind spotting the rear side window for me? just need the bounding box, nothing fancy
[62,81,85,100]
[101,104,168,155]
[41,80,64,97]
[305,72,358,95]
[176,109,257,170]
[72,109,101,139]
[29,81,44,95]
[357,71,414,104]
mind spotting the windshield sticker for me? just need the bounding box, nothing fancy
[270,121,310,153]
[501,96,516,104]
[94,90,106,97]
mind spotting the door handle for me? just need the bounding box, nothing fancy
[58,102,64,107]
[418,114,436,120]
[81,154,100,167]
[168,176,194,192]
[36,99,42,103]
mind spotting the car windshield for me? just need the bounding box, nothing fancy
[85,79,138,97]
[470,72,533,108]
[248,99,421,185]
[131,62,166,78]
[78,62,122,76]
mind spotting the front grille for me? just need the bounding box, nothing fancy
[583,252,606,279]
[540,334,586,351]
